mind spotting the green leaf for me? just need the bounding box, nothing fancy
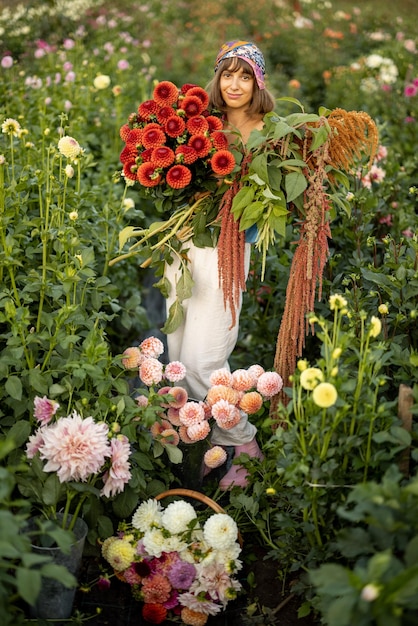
[162,299,184,334]
[176,265,194,302]
[16,567,42,605]
[250,153,269,183]
[7,420,31,448]
[284,171,308,203]
[40,563,76,588]
[163,443,183,464]
[310,125,331,151]
[231,186,255,218]
[28,368,49,394]
[239,201,265,231]
[5,375,22,400]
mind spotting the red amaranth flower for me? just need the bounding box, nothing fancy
[210,130,228,150]
[180,95,205,117]
[153,80,179,106]
[164,115,186,138]
[186,115,209,135]
[142,125,166,149]
[138,99,159,120]
[175,145,198,165]
[151,146,175,168]
[137,162,162,187]
[142,603,167,624]
[211,149,235,176]
[188,135,211,158]
[206,115,224,132]
[185,86,210,110]
[166,164,192,189]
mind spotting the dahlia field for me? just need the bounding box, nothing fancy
[0,1,417,624]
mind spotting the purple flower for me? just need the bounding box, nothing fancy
[1,56,13,68]
[167,560,196,590]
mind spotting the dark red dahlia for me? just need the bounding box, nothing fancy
[166,164,192,189]
[180,83,198,94]
[141,603,167,624]
[206,115,224,132]
[184,86,210,110]
[157,106,176,124]
[126,128,143,147]
[122,160,138,181]
[120,143,138,165]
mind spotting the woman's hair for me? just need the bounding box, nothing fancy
[207,57,276,116]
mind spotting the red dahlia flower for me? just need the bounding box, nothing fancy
[119,123,131,141]
[153,80,179,107]
[180,83,198,94]
[142,603,167,624]
[142,126,166,149]
[120,143,138,165]
[137,99,159,120]
[185,86,210,110]
[206,115,224,132]
[188,134,212,158]
[122,160,137,181]
[138,148,154,163]
[166,165,192,189]
[137,162,162,187]
[126,128,143,146]
[157,106,176,123]
[180,95,205,117]
[151,146,175,168]
[164,116,186,138]
[175,145,198,165]
[186,115,209,135]
[211,149,236,176]
[211,130,229,149]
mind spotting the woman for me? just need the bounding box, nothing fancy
[165,41,276,489]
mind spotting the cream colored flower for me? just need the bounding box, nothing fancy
[297,359,308,371]
[93,74,111,89]
[69,211,78,221]
[65,164,75,178]
[300,367,324,390]
[369,316,382,338]
[378,303,388,315]
[105,537,136,571]
[58,135,82,159]
[329,294,348,310]
[122,197,135,211]
[1,117,21,136]
[312,382,338,408]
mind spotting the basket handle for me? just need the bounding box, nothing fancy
[155,488,243,546]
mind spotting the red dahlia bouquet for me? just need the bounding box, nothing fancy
[119,81,236,216]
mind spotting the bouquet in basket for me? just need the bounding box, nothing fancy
[101,495,243,625]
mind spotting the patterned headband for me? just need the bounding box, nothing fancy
[214,40,266,90]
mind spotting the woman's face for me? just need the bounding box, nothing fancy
[219,64,255,112]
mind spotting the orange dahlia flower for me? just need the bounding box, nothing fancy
[120,143,138,165]
[188,135,211,158]
[119,123,131,141]
[142,125,166,149]
[126,128,143,146]
[181,607,208,625]
[206,384,240,407]
[122,160,137,181]
[153,80,179,106]
[137,162,162,187]
[151,146,175,168]
[164,115,186,138]
[157,105,176,123]
[210,130,228,150]
[166,164,192,189]
[137,99,159,119]
[186,115,209,135]
[185,86,210,109]
[175,145,198,165]
[211,149,235,176]
[239,391,263,414]
[206,115,224,132]
[180,95,205,117]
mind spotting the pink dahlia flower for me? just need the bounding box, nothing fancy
[142,573,172,604]
[212,401,241,430]
[257,372,283,398]
[139,357,164,386]
[209,368,233,386]
[139,336,165,359]
[101,435,132,498]
[247,364,265,380]
[164,361,187,382]
[179,402,205,426]
[231,369,256,391]
[166,386,188,409]
[187,420,210,441]
[39,411,110,482]
[33,395,60,425]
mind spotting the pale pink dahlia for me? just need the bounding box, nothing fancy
[160,428,180,445]
[211,401,241,430]
[139,336,165,359]
[164,361,187,382]
[166,386,188,409]
[179,402,205,426]
[187,420,210,442]
[121,346,142,369]
[166,407,182,426]
[209,368,233,387]
[247,364,265,380]
[39,411,110,482]
[33,395,59,425]
[256,372,283,398]
[204,446,227,469]
[26,428,46,458]
[101,435,132,497]
[136,394,149,407]
[139,357,164,386]
[231,369,255,391]
[178,425,194,444]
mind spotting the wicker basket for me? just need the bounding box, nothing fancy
[156,488,243,546]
